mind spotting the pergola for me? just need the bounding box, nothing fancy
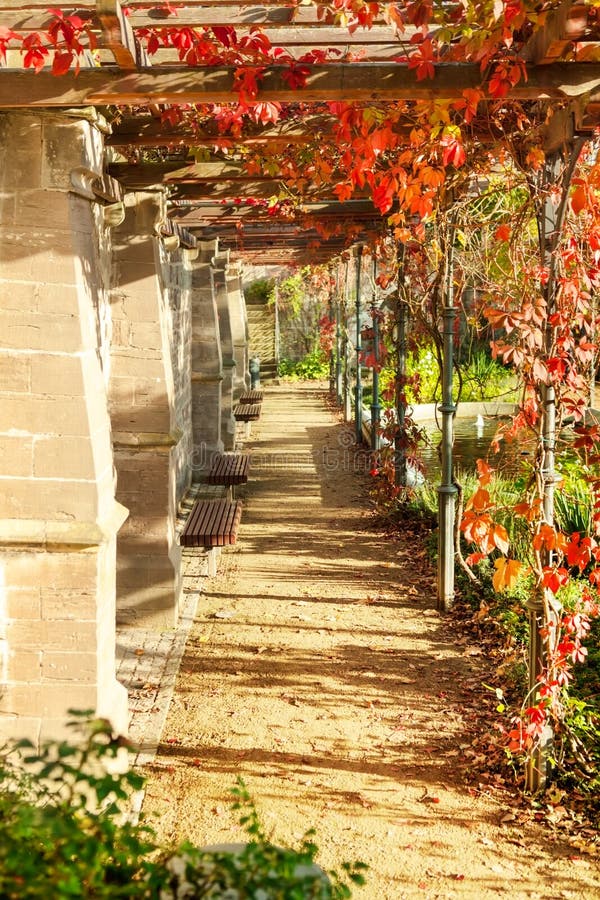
[2,1,600,263]
[2,0,599,790]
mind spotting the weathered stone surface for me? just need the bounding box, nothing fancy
[109,192,185,630]
[212,253,236,451]
[190,241,223,474]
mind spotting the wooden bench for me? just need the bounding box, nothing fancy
[240,390,263,404]
[207,453,250,498]
[180,498,242,575]
[234,402,261,422]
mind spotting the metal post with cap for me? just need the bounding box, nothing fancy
[355,244,364,444]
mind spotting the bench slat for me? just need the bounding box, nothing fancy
[234,402,261,422]
[240,390,263,403]
[207,453,250,486]
[180,499,242,548]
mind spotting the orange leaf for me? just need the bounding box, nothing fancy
[469,487,491,512]
[570,184,587,215]
[492,524,510,555]
[492,557,522,592]
[476,459,494,485]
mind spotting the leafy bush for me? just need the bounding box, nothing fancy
[278,350,330,380]
[375,347,517,406]
[0,713,367,899]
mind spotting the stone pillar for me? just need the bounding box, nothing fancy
[0,111,128,745]
[190,240,223,477]
[226,263,250,398]
[160,244,194,503]
[212,250,236,450]
[109,192,182,629]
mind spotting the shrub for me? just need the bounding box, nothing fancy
[278,350,330,380]
[0,713,367,899]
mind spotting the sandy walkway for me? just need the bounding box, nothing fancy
[142,383,599,900]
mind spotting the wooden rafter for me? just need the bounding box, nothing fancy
[3,62,600,108]
[96,1,141,69]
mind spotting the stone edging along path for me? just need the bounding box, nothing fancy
[138,383,600,900]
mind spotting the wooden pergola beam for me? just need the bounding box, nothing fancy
[3,62,600,108]
[96,1,140,69]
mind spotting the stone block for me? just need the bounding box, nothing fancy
[132,376,170,405]
[42,651,98,683]
[130,322,163,351]
[41,118,101,191]
[30,354,86,397]
[5,588,42,620]
[6,649,42,682]
[0,714,41,746]
[0,310,84,354]
[0,396,92,436]
[6,619,98,654]
[13,190,73,230]
[0,479,101,521]
[34,283,81,317]
[0,114,43,190]
[4,550,99,592]
[41,589,98,622]
[0,435,33,477]
[0,353,30,392]
[33,435,97,480]
[0,228,77,286]
[111,351,165,379]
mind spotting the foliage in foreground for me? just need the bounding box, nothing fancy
[0,712,367,899]
[399,471,600,809]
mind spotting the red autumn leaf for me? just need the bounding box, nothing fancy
[495,224,511,241]
[570,184,588,215]
[52,50,73,76]
[542,567,569,594]
[441,135,466,168]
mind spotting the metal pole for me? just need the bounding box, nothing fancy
[335,264,343,405]
[525,139,583,792]
[437,212,458,612]
[355,245,364,444]
[370,256,381,451]
[328,276,336,395]
[395,242,408,487]
[342,259,352,421]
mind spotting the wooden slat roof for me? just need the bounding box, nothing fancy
[2,0,600,266]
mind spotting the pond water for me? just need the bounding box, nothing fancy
[417,416,528,481]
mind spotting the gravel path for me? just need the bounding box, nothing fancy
[141,383,600,900]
